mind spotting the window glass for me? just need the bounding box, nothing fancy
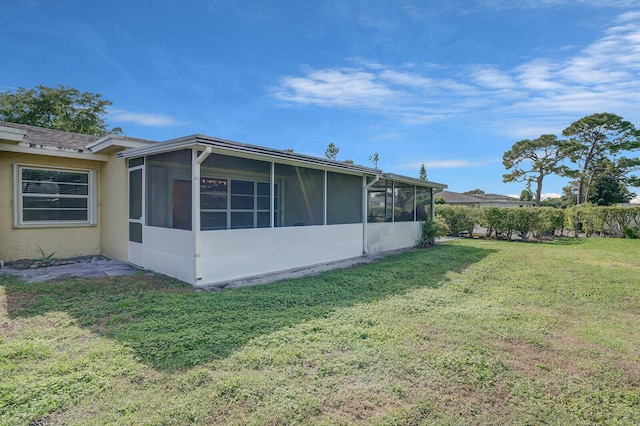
[231,211,253,229]
[201,211,227,230]
[129,168,142,219]
[257,212,271,228]
[129,222,142,243]
[19,167,93,224]
[200,154,274,230]
[327,172,362,224]
[201,178,227,210]
[129,157,144,168]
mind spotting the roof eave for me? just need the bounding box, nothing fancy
[118,134,383,175]
[0,126,27,142]
[381,173,448,189]
[87,135,155,154]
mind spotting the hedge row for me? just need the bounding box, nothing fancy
[435,204,640,240]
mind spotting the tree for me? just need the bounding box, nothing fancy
[502,134,570,206]
[419,163,427,180]
[561,181,579,207]
[0,85,122,136]
[562,113,640,204]
[519,189,533,202]
[464,188,485,194]
[587,158,636,205]
[325,142,339,160]
[369,152,379,168]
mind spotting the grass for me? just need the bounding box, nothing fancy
[1,238,639,425]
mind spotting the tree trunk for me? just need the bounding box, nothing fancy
[577,178,585,204]
[535,173,543,207]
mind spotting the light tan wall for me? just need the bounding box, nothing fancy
[99,152,128,262]
[0,152,103,262]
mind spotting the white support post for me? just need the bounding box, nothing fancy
[193,146,212,283]
[323,170,327,226]
[270,162,275,228]
[363,174,381,254]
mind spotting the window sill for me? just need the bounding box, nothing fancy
[14,222,98,229]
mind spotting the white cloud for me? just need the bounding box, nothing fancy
[401,158,501,170]
[541,193,562,200]
[273,12,640,136]
[471,65,517,90]
[110,109,180,127]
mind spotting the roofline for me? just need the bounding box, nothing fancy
[118,134,383,175]
[381,173,448,189]
[0,142,108,161]
[0,125,27,142]
[87,134,154,153]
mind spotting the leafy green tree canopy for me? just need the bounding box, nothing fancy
[519,189,533,202]
[369,152,379,168]
[419,163,427,180]
[464,188,485,194]
[502,134,571,206]
[587,158,636,205]
[562,113,640,204]
[325,142,339,160]
[0,85,122,136]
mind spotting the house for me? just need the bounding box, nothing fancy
[1,121,446,286]
[436,190,532,208]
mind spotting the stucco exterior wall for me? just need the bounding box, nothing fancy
[99,153,128,262]
[0,152,103,262]
[366,221,421,253]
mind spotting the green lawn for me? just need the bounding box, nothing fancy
[1,238,639,425]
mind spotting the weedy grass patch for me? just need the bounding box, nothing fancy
[1,238,639,425]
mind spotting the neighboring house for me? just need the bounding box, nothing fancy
[436,190,532,208]
[1,121,447,286]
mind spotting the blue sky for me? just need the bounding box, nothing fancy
[2,0,640,199]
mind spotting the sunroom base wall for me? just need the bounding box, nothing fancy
[195,223,363,286]
[366,221,421,253]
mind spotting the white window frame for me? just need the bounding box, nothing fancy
[200,176,277,230]
[13,163,98,228]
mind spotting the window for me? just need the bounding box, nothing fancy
[200,177,278,230]
[15,165,96,226]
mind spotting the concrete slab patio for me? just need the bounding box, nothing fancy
[0,255,140,283]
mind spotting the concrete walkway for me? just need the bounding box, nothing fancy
[0,255,140,283]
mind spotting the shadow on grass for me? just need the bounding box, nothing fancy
[3,243,494,373]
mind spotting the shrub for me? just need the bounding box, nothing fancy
[624,226,639,239]
[509,207,541,241]
[417,217,450,247]
[435,205,477,236]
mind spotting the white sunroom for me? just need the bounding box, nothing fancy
[119,134,446,287]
